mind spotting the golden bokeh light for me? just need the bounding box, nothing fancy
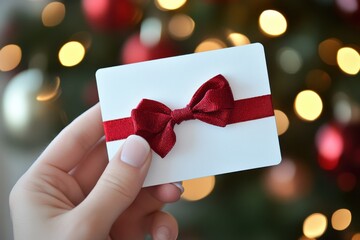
[352,233,360,240]
[274,109,289,135]
[318,38,343,66]
[294,90,323,121]
[155,0,187,11]
[303,213,328,238]
[36,76,61,102]
[0,44,22,72]
[58,41,85,67]
[42,2,66,27]
[259,10,287,37]
[227,32,250,46]
[337,47,360,75]
[168,14,195,40]
[195,38,226,53]
[181,176,215,201]
[331,208,352,231]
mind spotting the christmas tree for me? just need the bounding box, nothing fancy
[0,0,359,239]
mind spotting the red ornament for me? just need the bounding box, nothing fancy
[82,0,141,31]
[316,122,360,191]
[121,34,177,64]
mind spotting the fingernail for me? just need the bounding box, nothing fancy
[121,135,150,168]
[172,182,184,194]
[155,226,172,240]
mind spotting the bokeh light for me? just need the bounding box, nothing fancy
[155,0,187,11]
[0,44,22,72]
[227,32,250,46]
[182,176,215,201]
[168,14,195,40]
[337,47,360,75]
[259,10,287,37]
[318,38,343,65]
[140,17,162,47]
[352,233,360,240]
[336,0,359,13]
[71,31,93,50]
[294,90,323,121]
[331,208,352,231]
[58,41,85,67]
[36,76,61,102]
[333,93,352,124]
[316,124,343,170]
[306,69,331,92]
[195,38,226,53]
[303,213,328,238]
[274,109,289,135]
[41,1,66,27]
[278,47,303,74]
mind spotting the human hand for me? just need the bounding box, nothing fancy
[9,104,183,240]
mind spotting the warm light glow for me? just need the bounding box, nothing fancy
[294,90,323,121]
[331,208,352,231]
[303,213,328,238]
[259,10,287,37]
[352,233,360,240]
[316,125,343,170]
[337,47,360,75]
[42,2,65,27]
[182,176,215,201]
[58,41,85,67]
[0,44,22,72]
[36,76,61,102]
[318,38,343,66]
[195,39,226,53]
[278,47,303,74]
[274,109,289,135]
[168,14,195,40]
[155,0,187,11]
[227,33,250,46]
[306,69,331,92]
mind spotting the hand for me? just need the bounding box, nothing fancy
[9,104,183,240]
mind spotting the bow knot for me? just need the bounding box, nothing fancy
[131,74,234,158]
[171,106,194,125]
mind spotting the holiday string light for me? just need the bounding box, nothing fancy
[181,176,215,201]
[140,18,162,47]
[303,213,327,238]
[294,90,323,121]
[41,1,66,27]
[337,47,360,75]
[352,233,360,240]
[194,38,226,53]
[155,0,187,11]
[227,32,250,46]
[0,44,22,72]
[259,10,287,37]
[318,38,343,66]
[58,41,85,67]
[277,47,303,74]
[168,14,195,40]
[331,208,352,231]
[305,69,331,92]
[274,110,289,135]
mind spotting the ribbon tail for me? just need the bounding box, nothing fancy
[104,117,134,141]
[228,94,274,124]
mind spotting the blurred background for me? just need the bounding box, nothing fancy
[0,0,360,239]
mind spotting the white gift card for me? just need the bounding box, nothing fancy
[96,43,281,187]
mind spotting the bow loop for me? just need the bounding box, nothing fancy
[131,74,235,157]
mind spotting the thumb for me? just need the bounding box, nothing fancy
[72,135,151,235]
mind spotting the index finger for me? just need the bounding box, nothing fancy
[35,104,105,172]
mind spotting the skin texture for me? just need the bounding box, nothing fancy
[9,104,181,240]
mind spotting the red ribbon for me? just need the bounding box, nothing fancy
[103,74,274,158]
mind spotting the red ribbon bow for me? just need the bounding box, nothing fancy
[103,74,274,158]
